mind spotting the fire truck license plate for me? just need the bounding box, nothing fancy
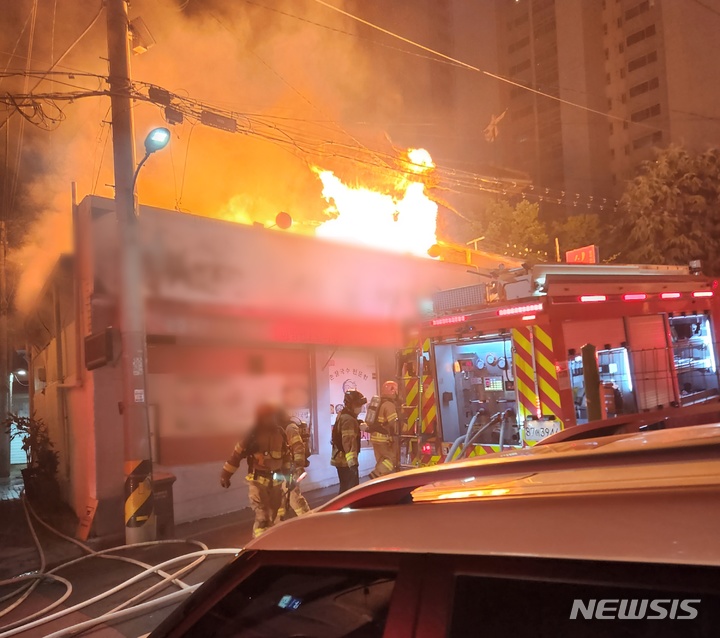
[524,423,562,442]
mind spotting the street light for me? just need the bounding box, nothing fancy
[132,127,171,189]
[121,125,169,544]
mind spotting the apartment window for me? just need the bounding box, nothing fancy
[619,42,625,53]
[535,44,558,64]
[510,59,531,74]
[620,67,626,78]
[629,76,659,97]
[532,0,555,12]
[534,18,557,38]
[608,98,613,110]
[610,148,616,159]
[606,72,611,84]
[612,173,618,184]
[622,93,627,103]
[512,105,534,121]
[632,130,663,149]
[617,17,623,27]
[626,0,650,21]
[626,24,656,46]
[609,122,614,134]
[603,23,608,35]
[628,50,658,72]
[508,36,530,53]
[605,47,610,60]
[631,103,661,122]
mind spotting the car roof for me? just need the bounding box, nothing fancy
[248,424,720,566]
[537,401,720,445]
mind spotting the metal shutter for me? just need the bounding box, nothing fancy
[625,315,676,410]
[562,318,627,355]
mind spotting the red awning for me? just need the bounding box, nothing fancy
[146,300,405,349]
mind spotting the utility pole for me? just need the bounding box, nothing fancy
[0,221,9,478]
[106,0,155,543]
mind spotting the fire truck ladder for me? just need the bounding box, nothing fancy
[398,345,435,468]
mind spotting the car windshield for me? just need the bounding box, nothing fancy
[181,566,396,638]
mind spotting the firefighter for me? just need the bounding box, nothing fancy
[220,403,292,538]
[331,389,366,494]
[369,380,400,479]
[276,412,311,520]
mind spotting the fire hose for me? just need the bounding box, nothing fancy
[0,492,243,638]
[444,411,504,462]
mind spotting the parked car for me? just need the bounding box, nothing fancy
[149,424,720,637]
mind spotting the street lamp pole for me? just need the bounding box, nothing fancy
[106,0,155,543]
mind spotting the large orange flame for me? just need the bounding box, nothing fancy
[314,149,437,257]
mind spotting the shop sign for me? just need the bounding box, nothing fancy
[565,245,599,264]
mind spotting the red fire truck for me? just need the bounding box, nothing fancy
[399,263,720,465]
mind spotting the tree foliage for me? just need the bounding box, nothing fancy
[552,214,602,257]
[481,199,549,261]
[613,145,720,273]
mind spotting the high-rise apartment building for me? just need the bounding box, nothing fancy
[486,0,720,205]
[604,0,720,186]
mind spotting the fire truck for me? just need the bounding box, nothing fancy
[398,262,720,465]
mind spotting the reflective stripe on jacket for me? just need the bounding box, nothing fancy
[331,412,360,468]
[286,422,306,467]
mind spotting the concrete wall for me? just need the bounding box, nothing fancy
[660,0,720,149]
[34,196,502,534]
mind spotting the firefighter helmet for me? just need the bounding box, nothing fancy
[344,389,367,409]
[382,380,398,397]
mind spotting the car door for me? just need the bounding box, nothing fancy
[414,554,720,637]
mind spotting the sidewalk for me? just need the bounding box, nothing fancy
[0,483,340,581]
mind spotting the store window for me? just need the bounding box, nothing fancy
[670,315,719,405]
[147,345,313,465]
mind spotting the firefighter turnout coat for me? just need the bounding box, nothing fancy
[285,421,308,470]
[221,424,291,486]
[369,397,399,478]
[331,410,361,468]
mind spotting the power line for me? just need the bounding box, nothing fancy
[135,77,624,216]
[209,11,396,175]
[690,0,720,19]
[309,0,656,133]
[241,0,466,69]
[0,6,34,83]
[3,69,624,221]
[0,2,104,131]
[8,0,39,217]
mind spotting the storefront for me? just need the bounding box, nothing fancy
[26,195,503,531]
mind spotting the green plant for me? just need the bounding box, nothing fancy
[3,413,59,481]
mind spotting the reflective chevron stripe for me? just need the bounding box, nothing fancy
[124,460,154,529]
[533,325,563,420]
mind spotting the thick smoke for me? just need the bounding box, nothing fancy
[2,0,489,313]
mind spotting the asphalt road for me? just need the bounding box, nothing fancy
[0,485,339,637]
